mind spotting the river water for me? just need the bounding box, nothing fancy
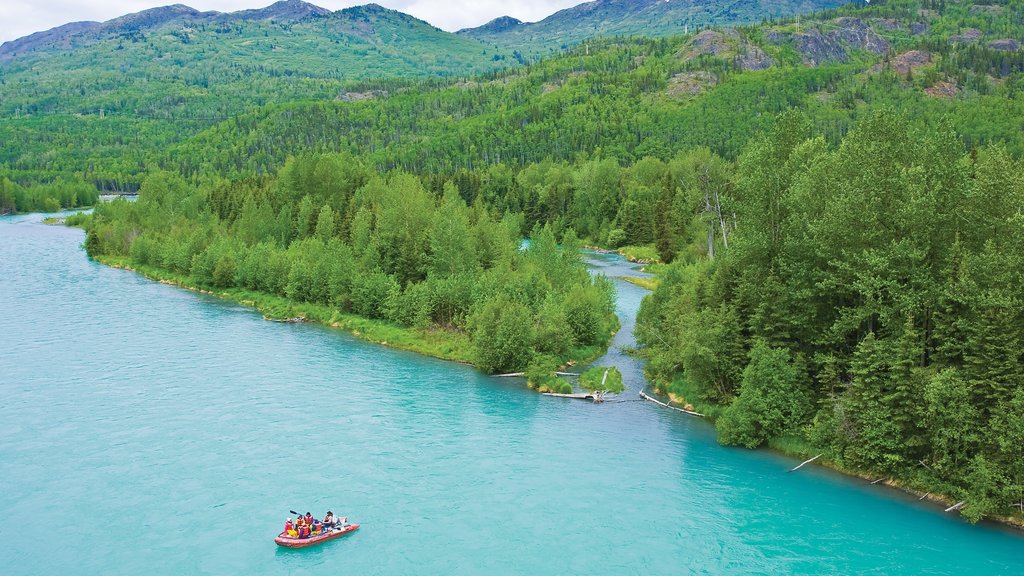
[1,213,1021,575]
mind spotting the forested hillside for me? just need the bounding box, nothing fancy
[0,1,510,197]
[11,0,1024,197]
[460,0,849,56]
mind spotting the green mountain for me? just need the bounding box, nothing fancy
[0,1,507,119]
[459,0,853,56]
[170,0,1024,181]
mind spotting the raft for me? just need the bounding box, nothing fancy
[275,523,359,548]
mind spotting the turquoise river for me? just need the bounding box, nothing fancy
[1,212,1022,575]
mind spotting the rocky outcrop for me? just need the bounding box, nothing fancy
[667,71,718,98]
[949,28,983,43]
[678,29,774,71]
[738,44,773,71]
[872,50,931,76]
[989,39,1021,52]
[829,18,890,54]
[926,80,959,98]
[766,18,889,66]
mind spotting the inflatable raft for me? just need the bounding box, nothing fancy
[275,522,359,548]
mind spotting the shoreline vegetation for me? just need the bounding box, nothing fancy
[649,382,1024,531]
[632,113,1024,528]
[93,254,616,383]
[81,162,622,388]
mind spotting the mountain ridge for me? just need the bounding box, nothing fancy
[1,1,336,58]
[460,0,854,55]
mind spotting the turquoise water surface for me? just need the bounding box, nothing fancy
[1,213,1021,575]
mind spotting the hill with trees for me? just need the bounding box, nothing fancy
[460,0,851,56]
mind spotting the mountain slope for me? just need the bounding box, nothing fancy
[0,2,508,118]
[460,0,853,55]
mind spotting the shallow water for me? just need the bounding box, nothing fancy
[1,213,1021,575]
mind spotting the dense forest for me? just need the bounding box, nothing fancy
[5,0,1024,196]
[12,0,1024,522]
[85,157,618,383]
[636,109,1024,523]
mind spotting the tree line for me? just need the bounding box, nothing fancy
[636,109,1024,523]
[85,154,617,377]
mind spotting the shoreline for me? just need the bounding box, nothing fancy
[93,255,613,385]
[95,249,1022,532]
[649,384,1024,531]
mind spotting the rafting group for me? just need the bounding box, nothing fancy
[276,510,360,548]
[284,511,342,538]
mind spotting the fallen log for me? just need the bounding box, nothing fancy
[788,454,823,473]
[945,501,966,513]
[638,390,704,417]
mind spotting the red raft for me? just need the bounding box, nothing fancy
[275,523,360,548]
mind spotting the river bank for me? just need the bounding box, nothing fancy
[645,375,1024,531]
[93,254,612,381]
[4,212,1023,574]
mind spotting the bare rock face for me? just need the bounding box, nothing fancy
[926,80,960,99]
[830,18,890,54]
[949,28,982,43]
[793,28,848,66]
[738,44,773,71]
[989,39,1021,52]
[910,22,930,36]
[678,29,774,71]
[336,90,388,102]
[766,18,889,67]
[667,71,718,98]
[872,50,932,76]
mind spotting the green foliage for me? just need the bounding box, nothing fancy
[470,295,535,373]
[579,366,625,394]
[717,341,811,448]
[639,108,1024,521]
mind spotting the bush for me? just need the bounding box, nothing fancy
[579,366,625,393]
[607,228,627,248]
[351,270,400,319]
[717,341,811,448]
[564,287,602,345]
[470,296,535,373]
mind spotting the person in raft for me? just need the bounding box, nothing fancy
[283,518,297,538]
[323,511,336,528]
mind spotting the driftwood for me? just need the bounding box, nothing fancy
[495,371,579,378]
[945,501,967,513]
[871,477,888,485]
[788,454,823,473]
[639,390,704,417]
[543,392,604,403]
[919,493,931,501]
